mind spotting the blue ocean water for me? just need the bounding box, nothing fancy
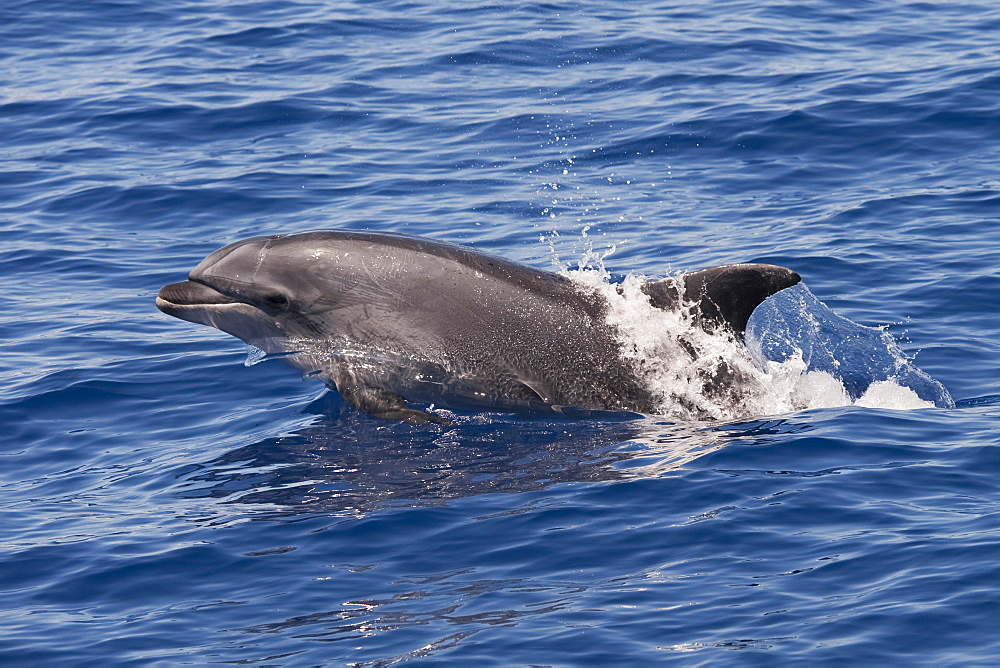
[2,0,999,664]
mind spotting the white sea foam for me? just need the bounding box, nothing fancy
[855,380,935,409]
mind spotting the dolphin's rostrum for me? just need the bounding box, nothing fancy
[157,230,800,424]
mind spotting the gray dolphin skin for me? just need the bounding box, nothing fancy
[156,230,800,424]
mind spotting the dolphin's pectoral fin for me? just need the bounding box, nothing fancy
[642,263,800,334]
[336,381,454,426]
[514,378,549,404]
[500,366,552,405]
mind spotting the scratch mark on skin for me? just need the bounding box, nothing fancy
[253,238,272,279]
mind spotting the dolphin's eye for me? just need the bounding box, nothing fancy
[256,290,289,315]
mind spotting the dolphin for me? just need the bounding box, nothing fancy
[156,230,799,424]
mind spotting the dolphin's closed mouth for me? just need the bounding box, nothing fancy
[157,280,236,307]
[156,277,285,338]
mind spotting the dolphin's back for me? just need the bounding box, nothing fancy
[283,229,584,301]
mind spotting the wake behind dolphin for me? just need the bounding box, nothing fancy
[156,230,801,424]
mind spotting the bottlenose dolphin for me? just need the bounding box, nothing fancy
[156,230,799,424]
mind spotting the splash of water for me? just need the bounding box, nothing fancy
[568,269,954,420]
[746,283,954,410]
[244,343,269,366]
[570,269,769,420]
[244,341,309,367]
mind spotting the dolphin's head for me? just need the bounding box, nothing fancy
[156,235,334,349]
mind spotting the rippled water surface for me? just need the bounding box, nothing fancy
[3,1,999,665]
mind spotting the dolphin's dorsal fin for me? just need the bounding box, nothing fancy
[642,263,800,334]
